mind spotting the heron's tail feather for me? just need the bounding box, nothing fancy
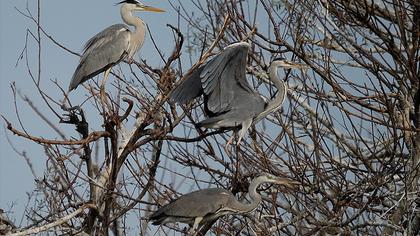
[68,76,80,92]
[197,117,225,128]
[68,63,85,92]
[150,218,164,225]
[149,214,163,225]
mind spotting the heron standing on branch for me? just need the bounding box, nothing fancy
[149,174,298,234]
[171,42,296,148]
[68,0,164,101]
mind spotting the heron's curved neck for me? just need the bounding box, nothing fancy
[121,7,146,57]
[255,63,287,121]
[121,8,144,29]
[233,178,263,213]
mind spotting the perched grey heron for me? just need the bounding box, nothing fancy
[171,42,295,147]
[149,174,298,233]
[68,0,164,95]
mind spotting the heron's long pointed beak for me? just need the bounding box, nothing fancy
[273,178,300,188]
[138,5,165,12]
[276,60,308,69]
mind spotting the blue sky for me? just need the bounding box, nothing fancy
[0,0,175,222]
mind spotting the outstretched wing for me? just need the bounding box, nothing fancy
[170,42,259,116]
[69,24,131,91]
[200,42,256,114]
[170,66,205,104]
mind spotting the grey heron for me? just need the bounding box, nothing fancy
[149,174,298,233]
[171,42,295,147]
[68,0,164,97]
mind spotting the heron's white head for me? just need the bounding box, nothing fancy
[117,0,165,13]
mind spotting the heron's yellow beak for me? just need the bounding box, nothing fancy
[138,5,165,12]
[273,177,300,188]
[277,60,308,69]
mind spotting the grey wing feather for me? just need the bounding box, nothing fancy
[170,66,205,104]
[69,24,130,91]
[201,42,256,114]
[198,97,264,128]
[150,188,231,223]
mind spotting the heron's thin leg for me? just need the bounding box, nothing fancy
[237,119,253,146]
[100,67,112,110]
[189,217,203,235]
[224,135,235,156]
